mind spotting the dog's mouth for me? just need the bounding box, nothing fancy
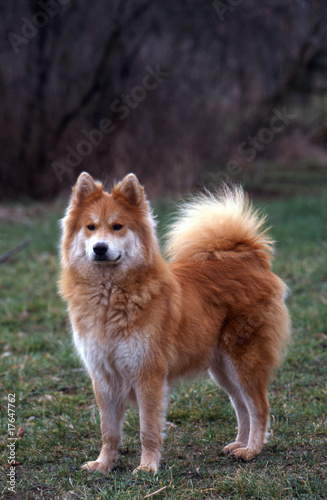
[94,254,121,264]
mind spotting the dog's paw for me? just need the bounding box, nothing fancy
[81,460,112,473]
[133,463,158,474]
[222,442,246,455]
[231,447,259,461]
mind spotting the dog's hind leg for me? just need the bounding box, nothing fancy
[230,374,270,461]
[209,354,250,454]
[210,351,271,461]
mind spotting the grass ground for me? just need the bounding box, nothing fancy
[0,171,327,499]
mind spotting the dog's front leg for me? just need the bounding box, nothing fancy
[134,376,169,473]
[82,378,126,474]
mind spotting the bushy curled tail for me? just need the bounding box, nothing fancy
[165,186,275,267]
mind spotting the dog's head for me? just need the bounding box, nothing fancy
[60,172,158,275]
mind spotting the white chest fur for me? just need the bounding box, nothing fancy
[73,327,149,388]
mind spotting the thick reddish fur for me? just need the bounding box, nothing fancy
[59,172,291,473]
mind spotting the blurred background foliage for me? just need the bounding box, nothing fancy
[0,0,327,199]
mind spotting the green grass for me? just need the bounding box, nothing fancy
[0,183,327,499]
[204,160,327,200]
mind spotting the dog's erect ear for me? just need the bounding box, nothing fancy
[113,173,144,206]
[72,172,102,203]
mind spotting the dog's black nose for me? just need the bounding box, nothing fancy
[93,243,108,256]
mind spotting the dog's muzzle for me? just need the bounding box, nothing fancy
[92,243,121,263]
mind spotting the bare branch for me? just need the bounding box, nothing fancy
[0,238,32,264]
[55,0,152,141]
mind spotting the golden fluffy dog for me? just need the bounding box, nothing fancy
[59,172,290,473]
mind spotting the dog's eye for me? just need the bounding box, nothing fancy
[113,224,123,231]
[87,224,96,231]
